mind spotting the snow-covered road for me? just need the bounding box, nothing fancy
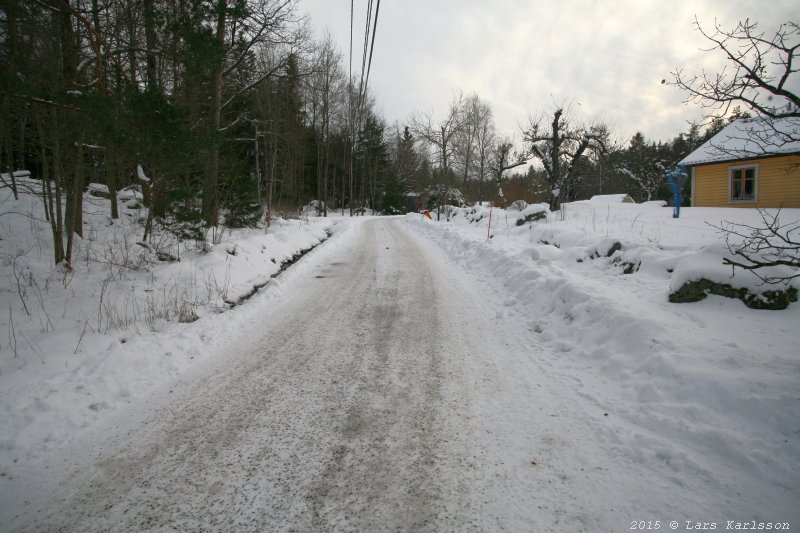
[7,217,797,532]
[10,218,581,531]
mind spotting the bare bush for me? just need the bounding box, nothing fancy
[714,208,800,284]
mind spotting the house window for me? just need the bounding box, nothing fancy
[729,165,758,202]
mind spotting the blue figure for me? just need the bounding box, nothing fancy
[666,165,688,218]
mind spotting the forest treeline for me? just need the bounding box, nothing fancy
[0,0,745,266]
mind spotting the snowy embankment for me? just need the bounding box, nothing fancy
[0,174,335,471]
[406,202,800,519]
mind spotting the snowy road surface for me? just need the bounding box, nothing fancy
[12,218,583,531]
[7,218,794,531]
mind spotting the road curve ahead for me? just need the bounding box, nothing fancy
[17,218,578,532]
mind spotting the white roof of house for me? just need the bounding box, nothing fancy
[679,116,800,166]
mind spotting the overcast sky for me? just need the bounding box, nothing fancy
[300,0,797,145]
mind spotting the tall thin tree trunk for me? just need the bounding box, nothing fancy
[35,113,63,263]
[66,132,85,240]
[550,110,563,212]
[16,109,27,174]
[341,143,346,215]
[143,0,158,90]
[48,114,67,265]
[316,131,323,212]
[348,127,353,215]
[108,151,119,220]
[67,140,85,267]
[3,135,19,200]
[202,0,227,226]
[126,3,137,84]
[322,119,330,217]
[269,130,277,225]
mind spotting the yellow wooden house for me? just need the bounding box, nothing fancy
[679,117,800,208]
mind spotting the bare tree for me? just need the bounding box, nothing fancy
[668,18,799,158]
[714,208,800,284]
[409,94,466,218]
[489,136,527,205]
[306,33,345,216]
[522,106,607,211]
[473,108,496,204]
[669,18,798,120]
[410,93,464,177]
[453,93,491,187]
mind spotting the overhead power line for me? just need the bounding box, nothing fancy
[354,0,380,128]
[348,0,381,214]
[364,0,380,92]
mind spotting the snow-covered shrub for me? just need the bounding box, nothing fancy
[508,199,529,211]
[302,200,326,216]
[669,278,797,310]
[463,205,490,224]
[669,246,798,310]
[587,238,622,259]
[514,204,548,226]
[87,183,111,199]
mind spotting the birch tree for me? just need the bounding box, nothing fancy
[410,93,464,177]
[453,93,491,186]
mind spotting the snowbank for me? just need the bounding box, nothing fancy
[405,201,800,520]
[0,175,336,469]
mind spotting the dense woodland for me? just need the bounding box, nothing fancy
[0,0,765,266]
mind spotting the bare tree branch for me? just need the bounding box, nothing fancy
[669,18,799,123]
[710,208,800,284]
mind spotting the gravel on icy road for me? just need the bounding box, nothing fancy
[15,219,614,532]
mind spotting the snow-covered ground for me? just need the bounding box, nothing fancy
[408,201,799,526]
[0,175,334,471]
[1,174,798,529]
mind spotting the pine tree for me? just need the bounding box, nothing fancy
[396,126,419,191]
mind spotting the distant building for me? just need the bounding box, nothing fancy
[404,192,424,213]
[679,117,800,208]
[589,194,636,203]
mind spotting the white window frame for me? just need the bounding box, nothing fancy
[728,163,759,203]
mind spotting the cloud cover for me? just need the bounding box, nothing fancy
[302,0,798,144]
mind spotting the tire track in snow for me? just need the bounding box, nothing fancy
[16,219,485,532]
